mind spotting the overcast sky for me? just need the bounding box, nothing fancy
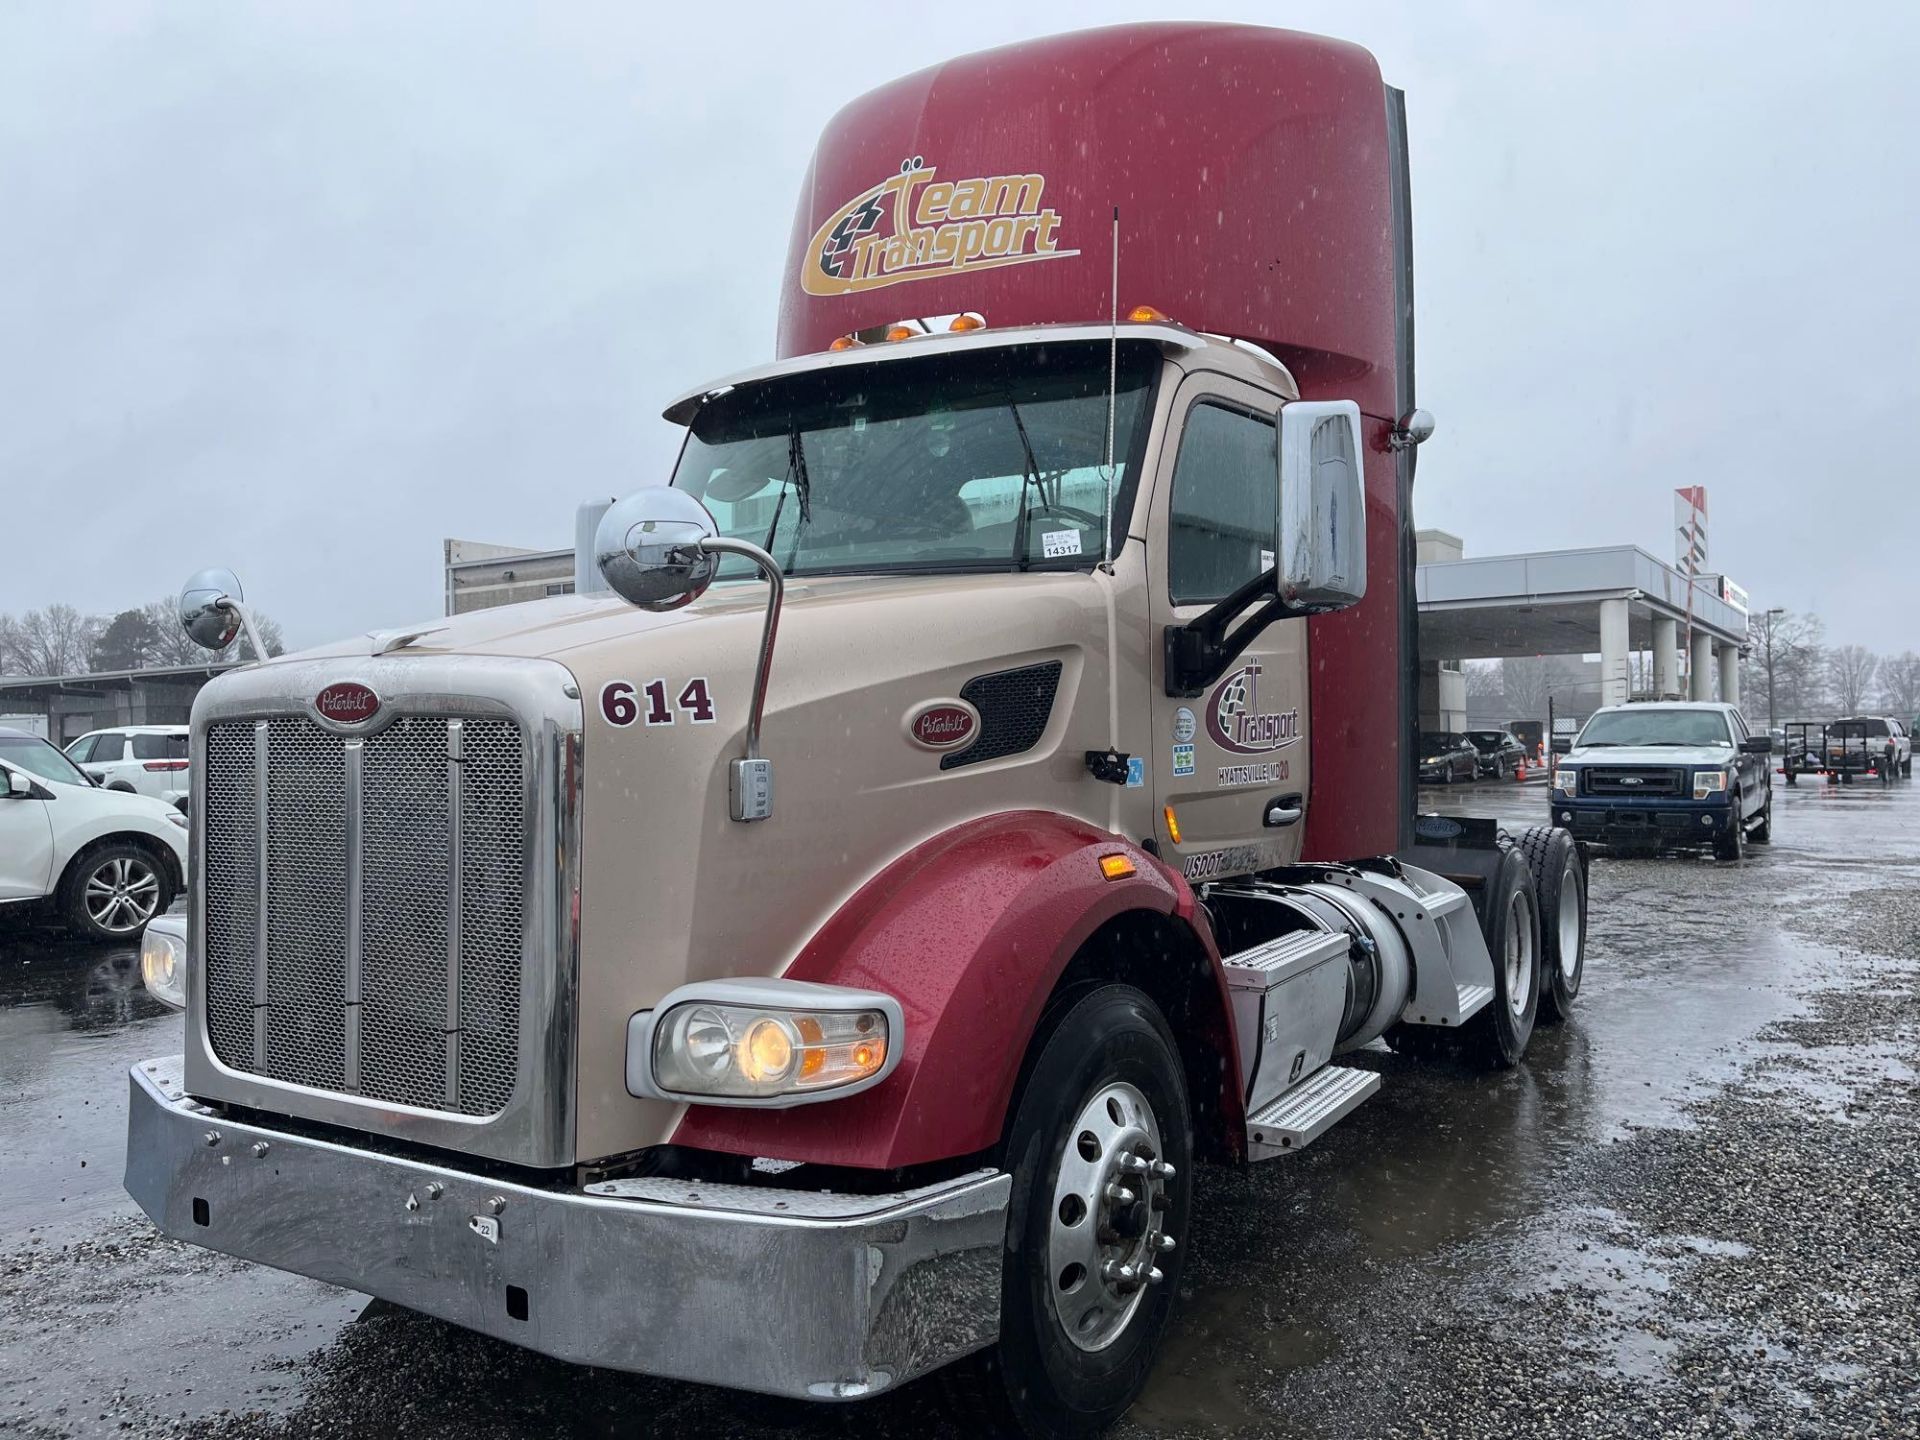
[3,2,1916,653]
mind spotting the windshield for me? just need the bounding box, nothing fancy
[1465,732,1507,751]
[1419,733,1464,755]
[1577,709,1732,748]
[673,340,1157,577]
[0,733,92,787]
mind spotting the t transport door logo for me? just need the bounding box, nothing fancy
[1206,662,1300,756]
[803,157,1078,296]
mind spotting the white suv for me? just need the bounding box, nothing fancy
[66,725,191,810]
[0,727,190,941]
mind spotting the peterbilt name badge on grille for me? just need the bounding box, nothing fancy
[905,700,979,751]
[314,681,381,726]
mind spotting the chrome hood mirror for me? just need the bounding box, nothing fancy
[178,568,247,650]
[178,567,270,662]
[594,488,722,612]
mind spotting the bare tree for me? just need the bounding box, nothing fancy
[1878,651,1920,717]
[1826,644,1878,714]
[1463,660,1504,701]
[1499,655,1577,723]
[0,605,101,676]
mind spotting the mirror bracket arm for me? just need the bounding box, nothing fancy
[695,536,783,821]
[220,599,272,665]
[1162,567,1308,697]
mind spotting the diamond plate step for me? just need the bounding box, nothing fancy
[1455,983,1494,1021]
[1246,1065,1380,1160]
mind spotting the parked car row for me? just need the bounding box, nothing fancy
[0,726,189,940]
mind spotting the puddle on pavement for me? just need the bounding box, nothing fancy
[1130,1283,1335,1433]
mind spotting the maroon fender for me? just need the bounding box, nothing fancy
[670,811,1240,1170]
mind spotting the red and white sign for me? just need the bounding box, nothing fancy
[314,682,380,726]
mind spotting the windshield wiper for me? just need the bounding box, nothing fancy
[1007,401,1044,572]
[759,425,813,574]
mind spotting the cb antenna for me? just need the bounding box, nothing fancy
[1100,206,1119,571]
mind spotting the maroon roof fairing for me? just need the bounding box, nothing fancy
[777,23,1408,858]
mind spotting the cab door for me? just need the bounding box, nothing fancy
[1145,375,1309,883]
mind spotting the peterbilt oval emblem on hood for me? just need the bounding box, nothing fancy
[906,701,979,751]
[314,681,381,726]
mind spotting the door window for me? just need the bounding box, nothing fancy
[1167,403,1277,606]
[90,734,125,762]
[132,733,188,760]
[66,736,97,763]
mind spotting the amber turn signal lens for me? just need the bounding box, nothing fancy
[1127,305,1170,323]
[1099,853,1136,881]
[1163,805,1182,845]
[885,324,917,342]
[828,335,858,352]
[948,312,986,332]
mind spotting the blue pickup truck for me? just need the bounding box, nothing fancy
[1549,702,1773,860]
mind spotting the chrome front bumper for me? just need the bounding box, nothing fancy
[124,1058,1009,1400]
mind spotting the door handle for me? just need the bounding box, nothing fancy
[1263,793,1304,827]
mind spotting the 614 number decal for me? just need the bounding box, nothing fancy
[601,677,716,728]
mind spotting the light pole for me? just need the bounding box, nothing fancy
[1764,607,1785,731]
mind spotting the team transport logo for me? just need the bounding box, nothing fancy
[1206,661,1300,757]
[802,156,1078,297]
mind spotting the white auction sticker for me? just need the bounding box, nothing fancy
[1041,529,1083,558]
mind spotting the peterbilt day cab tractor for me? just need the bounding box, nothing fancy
[125,24,1590,1437]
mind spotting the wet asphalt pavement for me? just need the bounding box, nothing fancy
[3,776,1917,1438]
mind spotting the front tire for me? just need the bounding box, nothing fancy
[956,984,1192,1438]
[60,841,172,942]
[1712,799,1746,861]
[1465,849,1541,1067]
[1749,790,1772,844]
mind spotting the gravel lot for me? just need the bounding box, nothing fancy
[3,775,1916,1438]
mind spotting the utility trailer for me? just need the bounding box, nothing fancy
[126,24,1591,1438]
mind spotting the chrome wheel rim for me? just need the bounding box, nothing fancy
[1505,888,1535,1017]
[1046,1080,1175,1353]
[1557,858,1582,981]
[84,856,160,933]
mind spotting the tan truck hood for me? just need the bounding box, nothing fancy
[269,570,1129,1161]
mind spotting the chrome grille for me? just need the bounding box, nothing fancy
[202,713,525,1117]
[1582,766,1685,797]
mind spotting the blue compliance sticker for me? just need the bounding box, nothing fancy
[1125,756,1146,788]
[1172,744,1195,777]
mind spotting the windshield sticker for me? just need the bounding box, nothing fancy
[1172,744,1195,777]
[1207,661,1301,756]
[803,156,1078,297]
[1041,529,1083,558]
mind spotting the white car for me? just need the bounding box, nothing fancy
[0,726,190,941]
[66,725,191,809]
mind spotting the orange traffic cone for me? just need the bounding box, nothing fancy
[1515,758,1527,782]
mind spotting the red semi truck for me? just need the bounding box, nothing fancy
[127,23,1588,1437]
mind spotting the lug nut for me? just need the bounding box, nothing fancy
[1150,1160,1177,1179]
[1104,1183,1137,1206]
[1118,1153,1149,1173]
[1146,1266,1165,1286]
[1151,1192,1171,1212]
[1158,1233,1177,1252]
[251,1141,270,1158]
[202,1131,221,1148]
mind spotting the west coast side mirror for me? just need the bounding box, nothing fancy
[1276,399,1367,612]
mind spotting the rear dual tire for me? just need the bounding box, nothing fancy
[1464,847,1542,1067]
[1515,826,1585,1023]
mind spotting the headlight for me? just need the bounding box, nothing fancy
[1552,766,1578,795]
[1693,769,1729,799]
[140,925,187,1009]
[628,979,903,1106]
